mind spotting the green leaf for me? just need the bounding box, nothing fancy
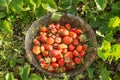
[42,0,57,12]
[16,59,24,64]
[35,5,45,19]
[98,66,111,80]
[29,74,42,80]
[104,33,115,43]
[108,16,120,28]
[0,12,6,18]
[1,20,13,33]
[112,1,120,14]
[5,73,14,80]
[10,60,16,67]
[20,64,30,80]
[58,0,72,10]
[51,12,62,21]
[87,67,94,80]
[94,0,107,11]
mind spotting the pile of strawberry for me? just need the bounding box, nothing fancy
[32,23,87,73]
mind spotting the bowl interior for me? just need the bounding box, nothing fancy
[25,13,97,78]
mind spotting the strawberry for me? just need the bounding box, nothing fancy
[33,39,40,46]
[32,46,40,55]
[63,36,73,44]
[57,59,65,66]
[75,29,82,35]
[70,28,76,32]
[39,35,47,42]
[61,29,69,37]
[39,58,45,63]
[64,51,73,59]
[51,28,57,34]
[50,49,59,57]
[68,44,75,51]
[40,27,47,32]
[40,46,45,52]
[41,63,49,70]
[51,63,59,68]
[72,50,79,57]
[51,57,57,63]
[76,45,82,52]
[44,44,53,51]
[46,37,54,44]
[69,31,77,38]
[48,23,55,29]
[74,57,81,64]
[82,44,87,51]
[79,50,85,57]
[60,26,66,30]
[36,54,42,60]
[66,66,73,70]
[42,51,48,57]
[56,53,63,59]
[58,43,68,50]
[65,23,71,29]
[73,39,79,45]
[55,37,62,44]
[56,23,60,29]
[62,48,68,55]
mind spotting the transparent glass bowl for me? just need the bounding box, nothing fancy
[25,12,97,78]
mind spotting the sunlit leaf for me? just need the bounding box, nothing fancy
[94,0,107,11]
[51,12,62,21]
[29,74,42,80]
[5,73,14,80]
[87,67,94,80]
[42,0,57,12]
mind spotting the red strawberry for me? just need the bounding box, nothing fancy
[56,23,60,29]
[32,46,40,55]
[82,44,87,51]
[36,54,42,60]
[33,39,40,46]
[62,48,68,55]
[73,50,79,57]
[50,49,59,57]
[56,53,63,59]
[46,37,54,44]
[49,23,55,29]
[39,58,45,63]
[75,29,82,35]
[51,63,59,68]
[44,44,53,51]
[63,36,73,44]
[70,28,76,32]
[57,59,65,66]
[76,45,82,52]
[40,46,45,52]
[64,52,73,59]
[73,39,79,45]
[41,63,49,70]
[65,23,71,29]
[61,29,69,37]
[42,51,48,57]
[69,31,77,38]
[51,28,57,34]
[68,44,75,51]
[39,35,47,42]
[74,57,81,64]
[79,50,85,57]
[40,27,47,32]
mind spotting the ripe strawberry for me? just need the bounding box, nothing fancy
[65,23,71,29]
[66,66,73,70]
[55,37,62,44]
[50,49,59,57]
[42,51,48,57]
[46,37,54,44]
[44,44,53,51]
[62,48,68,54]
[51,63,59,68]
[58,43,68,50]
[75,29,82,35]
[68,44,75,51]
[51,57,57,63]
[74,57,81,64]
[73,39,79,45]
[51,28,57,34]
[64,52,73,59]
[32,46,40,55]
[39,58,45,63]
[73,50,79,57]
[82,44,87,51]
[60,26,66,30]
[56,53,63,59]
[33,39,40,46]
[39,35,47,42]
[61,29,69,37]
[36,54,42,60]
[76,45,82,52]
[41,63,49,70]
[48,23,55,29]
[40,27,47,32]
[57,59,65,66]
[79,50,85,57]
[69,31,77,38]
[70,28,76,32]
[63,36,73,44]
[56,23,60,29]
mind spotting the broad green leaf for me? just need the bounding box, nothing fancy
[51,12,62,21]
[108,16,120,28]
[98,66,111,80]
[104,33,115,43]
[29,0,41,10]
[5,73,14,80]
[58,0,72,10]
[87,67,94,80]
[16,59,24,64]
[1,20,13,33]
[94,0,107,11]
[0,12,6,18]
[112,1,120,13]
[29,74,42,80]
[35,5,45,19]
[80,0,86,3]
[10,60,16,67]
[20,64,30,80]
[42,0,57,12]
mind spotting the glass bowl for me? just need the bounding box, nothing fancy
[25,12,97,78]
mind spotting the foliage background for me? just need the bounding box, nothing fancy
[0,0,120,80]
